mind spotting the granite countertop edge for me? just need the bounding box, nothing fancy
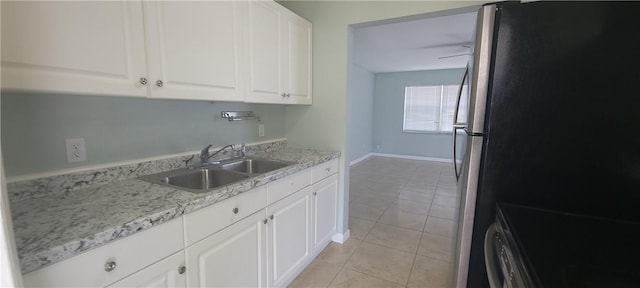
[14,148,340,274]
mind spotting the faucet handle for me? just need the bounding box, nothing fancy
[200,144,213,162]
[201,144,213,154]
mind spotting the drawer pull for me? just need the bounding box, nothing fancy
[263,219,268,224]
[313,192,317,196]
[104,261,117,272]
[232,208,239,214]
[269,215,274,220]
[325,167,331,172]
[178,266,186,275]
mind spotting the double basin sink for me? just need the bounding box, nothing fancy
[139,157,294,194]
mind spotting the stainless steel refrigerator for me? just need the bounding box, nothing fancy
[451,2,640,287]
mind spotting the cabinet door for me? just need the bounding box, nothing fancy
[185,211,267,288]
[0,1,148,97]
[312,173,338,252]
[284,12,312,105]
[143,1,244,101]
[107,251,186,288]
[244,0,285,104]
[267,186,312,287]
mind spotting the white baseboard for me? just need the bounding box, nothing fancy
[331,230,350,244]
[349,152,463,167]
[349,153,373,166]
[372,153,462,164]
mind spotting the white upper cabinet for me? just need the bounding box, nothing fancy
[1,0,310,104]
[245,1,312,105]
[143,1,244,101]
[284,10,313,105]
[0,1,148,97]
[244,0,283,103]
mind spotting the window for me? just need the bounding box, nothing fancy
[403,84,468,133]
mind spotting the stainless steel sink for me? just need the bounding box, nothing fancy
[139,157,294,193]
[220,158,291,174]
[162,169,249,190]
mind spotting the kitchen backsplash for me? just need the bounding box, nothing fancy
[7,140,287,202]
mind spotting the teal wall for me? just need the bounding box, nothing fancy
[348,64,375,162]
[373,69,466,159]
[1,93,285,177]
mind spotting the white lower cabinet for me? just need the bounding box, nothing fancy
[108,251,186,288]
[22,218,184,288]
[267,187,312,287]
[312,173,338,253]
[185,211,267,288]
[21,159,340,288]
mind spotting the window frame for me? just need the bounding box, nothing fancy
[402,84,466,134]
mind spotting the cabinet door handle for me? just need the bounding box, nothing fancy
[178,266,186,275]
[286,93,291,98]
[281,93,287,98]
[139,77,148,85]
[156,80,164,87]
[269,215,274,220]
[325,167,331,172]
[104,261,117,272]
[263,219,268,224]
[313,192,317,196]
[232,207,239,214]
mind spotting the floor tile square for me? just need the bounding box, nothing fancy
[328,268,405,288]
[349,202,384,221]
[316,238,361,267]
[408,255,453,288]
[424,216,458,238]
[364,223,422,252]
[429,205,459,220]
[433,195,459,209]
[378,208,428,231]
[344,242,415,285]
[387,199,431,215]
[418,232,455,262]
[289,261,342,288]
[349,217,375,240]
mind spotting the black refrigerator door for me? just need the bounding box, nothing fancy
[468,1,640,287]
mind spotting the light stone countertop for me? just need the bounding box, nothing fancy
[10,146,340,274]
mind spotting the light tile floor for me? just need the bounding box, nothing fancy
[290,156,460,288]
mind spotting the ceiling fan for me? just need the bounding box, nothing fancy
[416,42,474,59]
[437,44,473,59]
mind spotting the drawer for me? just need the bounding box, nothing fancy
[267,169,311,205]
[311,159,339,183]
[22,218,184,288]
[183,187,267,246]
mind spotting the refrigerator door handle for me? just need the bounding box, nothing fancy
[453,126,465,180]
[452,65,469,180]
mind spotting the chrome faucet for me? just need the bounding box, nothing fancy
[200,144,234,163]
[199,143,246,164]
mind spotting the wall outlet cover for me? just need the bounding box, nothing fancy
[258,124,265,137]
[66,138,86,163]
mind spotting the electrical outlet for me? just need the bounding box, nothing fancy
[66,138,86,163]
[258,124,265,137]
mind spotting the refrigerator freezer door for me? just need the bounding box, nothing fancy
[453,4,496,288]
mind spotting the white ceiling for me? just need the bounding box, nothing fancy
[352,11,478,73]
